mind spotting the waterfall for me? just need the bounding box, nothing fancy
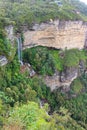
[17,38,20,61]
[16,37,23,65]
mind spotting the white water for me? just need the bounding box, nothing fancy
[16,37,23,65]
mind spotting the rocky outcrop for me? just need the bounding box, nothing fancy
[43,60,86,91]
[20,63,36,77]
[0,56,8,66]
[24,20,87,50]
[44,70,77,91]
[60,67,78,82]
[5,25,14,42]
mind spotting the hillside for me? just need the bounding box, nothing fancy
[1,0,87,130]
[0,0,87,29]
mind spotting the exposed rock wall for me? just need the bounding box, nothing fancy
[44,73,76,91]
[43,68,78,91]
[43,60,86,91]
[24,20,87,49]
[5,25,14,42]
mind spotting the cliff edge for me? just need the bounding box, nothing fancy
[24,20,87,49]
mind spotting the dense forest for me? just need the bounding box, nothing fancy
[1,0,87,130]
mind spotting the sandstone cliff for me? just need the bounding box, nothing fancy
[24,20,87,49]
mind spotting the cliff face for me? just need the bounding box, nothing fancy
[44,60,85,91]
[24,20,87,49]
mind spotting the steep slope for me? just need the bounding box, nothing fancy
[24,20,87,50]
[1,0,87,29]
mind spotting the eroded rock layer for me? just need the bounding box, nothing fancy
[24,20,87,49]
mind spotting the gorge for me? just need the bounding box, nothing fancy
[21,20,87,91]
[1,0,87,129]
[5,20,87,91]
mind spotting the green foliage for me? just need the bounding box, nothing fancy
[0,57,38,106]
[30,76,47,98]
[1,43,87,129]
[64,49,87,67]
[80,73,87,88]
[1,0,87,129]
[0,37,16,61]
[0,0,87,30]
[5,102,51,130]
[71,78,83,94]
[23,47,87,76]
[49,49,63,71]
[23,46,56,75]
[64,93,87,124]
[64,49,79,67]
[4,102,85,130]
[0,100,5,128]
[48,73,87,125]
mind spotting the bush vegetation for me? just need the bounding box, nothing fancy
[1,0,87,129]
[0,0,87,30]
[23,46,87,75]
[4,102,85,130]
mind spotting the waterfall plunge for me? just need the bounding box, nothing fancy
[16,37,23,65]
